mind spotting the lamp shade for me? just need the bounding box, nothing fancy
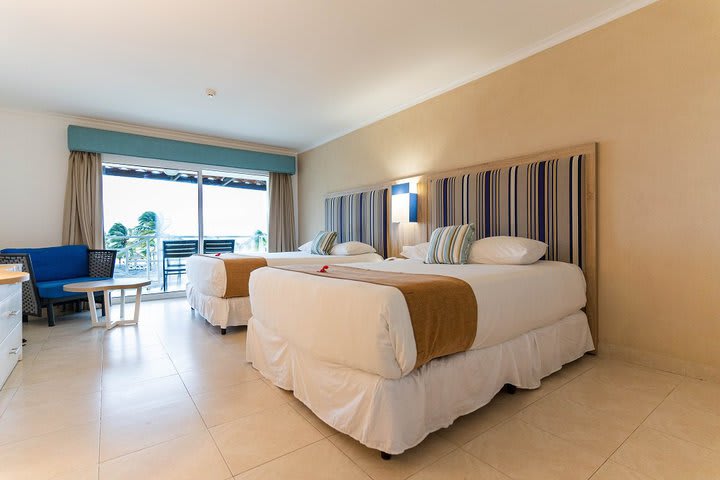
[391,182,418,223]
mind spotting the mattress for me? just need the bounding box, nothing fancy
[249,259,586,379]
[187,251,384,298]
[247,310,594,454]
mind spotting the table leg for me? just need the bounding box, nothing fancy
[87,292,101,328]
[120,289,126,320]
[104,290,117,330]
[132,287,142,324]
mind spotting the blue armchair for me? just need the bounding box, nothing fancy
[0,245,116,326]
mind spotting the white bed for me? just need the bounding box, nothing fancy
[247,259,593,454]
[186,251,383,331]
[247,145,598,456]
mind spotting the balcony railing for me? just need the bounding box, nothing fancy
[105,234,267,293]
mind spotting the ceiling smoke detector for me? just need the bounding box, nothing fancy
[205,88,217,98]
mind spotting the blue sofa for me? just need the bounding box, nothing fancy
[0,245,116,326]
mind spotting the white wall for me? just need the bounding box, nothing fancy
[0,108,297,249]
[0,110,69,247]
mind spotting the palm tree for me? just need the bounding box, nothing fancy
[251,230,268,251]
[106,222,128,249]
[126,211,159,271]
[134,211,158,236]
[106,223,129,267]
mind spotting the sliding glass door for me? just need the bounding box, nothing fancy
[102,157,268,295]
[201,170,269,254]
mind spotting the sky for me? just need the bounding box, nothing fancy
[102,175,268,240]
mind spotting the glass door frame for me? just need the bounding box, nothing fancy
[102,154,269,300]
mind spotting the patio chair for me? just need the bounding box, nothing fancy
[162,240,198,291]
[203,239,235,254]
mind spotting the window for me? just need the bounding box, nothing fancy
[201,170,269,254]
[102,157,268,295]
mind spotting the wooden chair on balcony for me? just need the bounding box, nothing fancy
[203,239,235,254]
[162,240,198,291]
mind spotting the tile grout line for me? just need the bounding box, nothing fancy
[324,435,375,480]
[456,360,601,479]
[98,324,105,479]
[583,377,682,480]
[643,424,720,457]
[228,436,329,479]
[0,324,103,450]
[157,313,239,478]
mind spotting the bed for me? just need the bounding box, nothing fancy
[246,144,598,456]
[187,186,391,333]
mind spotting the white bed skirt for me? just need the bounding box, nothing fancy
[247,311,594,454]
[186,283,252,328]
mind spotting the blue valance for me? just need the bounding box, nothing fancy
[67,126,296,175]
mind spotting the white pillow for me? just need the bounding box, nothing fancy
[298,241,312,253]
[400,242,430,260]
[468,236,547,265]
[330,241,376,256]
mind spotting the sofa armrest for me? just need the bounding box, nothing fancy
[0,253,41,316]
[88,249,117,278]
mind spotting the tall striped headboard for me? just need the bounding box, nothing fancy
[428,155,586,267]
[425,143,597,344]
[324,188,389,258]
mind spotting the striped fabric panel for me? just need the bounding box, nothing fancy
[428,155,585,267]
[426,224,476,265]
[324,188,389,258]
[310,231,337,255]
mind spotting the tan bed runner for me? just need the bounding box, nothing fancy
[273,264,478,369]
[202,255,268,298]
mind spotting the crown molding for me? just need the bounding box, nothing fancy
[299,0,657,153]
[0,106,297,157]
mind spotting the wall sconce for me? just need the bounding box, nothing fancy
[391,182,418,223]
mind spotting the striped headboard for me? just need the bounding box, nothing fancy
[324,188,389,258]
[428,155,586,267]
[425,143,597,345]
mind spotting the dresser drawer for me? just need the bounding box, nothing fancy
[0,289,22,343]
[0,322,22,389]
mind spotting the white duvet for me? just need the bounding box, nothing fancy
[187,251,383,297]
[249,259,586,379]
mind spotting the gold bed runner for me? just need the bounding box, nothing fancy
[272,265,478,369]
[202,255,268,298]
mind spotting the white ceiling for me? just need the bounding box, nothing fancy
[0,0,654,152]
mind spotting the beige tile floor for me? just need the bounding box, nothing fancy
[2,298,719,480]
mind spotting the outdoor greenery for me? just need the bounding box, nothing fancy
[106,211,268,276]
[105,211,159,270]
[245,229,268,251]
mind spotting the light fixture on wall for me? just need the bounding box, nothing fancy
[391,182,418,223]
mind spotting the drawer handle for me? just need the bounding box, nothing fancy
[8,310,20,317]
[9,347,19,355]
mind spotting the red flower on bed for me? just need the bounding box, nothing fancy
[214,253,221,257]
[319,265,329,273]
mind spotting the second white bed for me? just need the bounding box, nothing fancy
[186,251,383,330]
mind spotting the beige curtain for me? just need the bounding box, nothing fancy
[61,151,104,249]
[268,172,297,252]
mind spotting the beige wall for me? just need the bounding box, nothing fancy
[298,0,720,375]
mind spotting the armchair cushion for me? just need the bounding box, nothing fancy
[36,276,111,300]
[1,245,89,282]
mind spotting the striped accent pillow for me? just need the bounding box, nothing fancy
[425,224,476,265]
[310,231,337,255]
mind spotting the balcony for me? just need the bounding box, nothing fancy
[105,234,267,295]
